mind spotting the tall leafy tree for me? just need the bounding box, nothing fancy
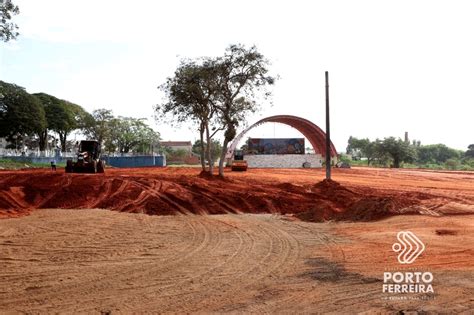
[33,93,89,152]
[346,136,370,159]
[0,0,19,42]
[135,124,161,154]
[0,81,46,148]
[465,144,474,158]
[380,137,417,168]
[346,136,383,166]
[192,139,222,164]
[109,117,160,153]
[213,44,275,176]
[417,144,461,164]
[157,59,222,173]
[33,92,61,151]
[83,108,114,145]
[158,44,275,176]
[47,99,87,152]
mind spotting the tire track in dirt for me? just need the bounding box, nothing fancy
[53,216,222,314]
[0,212,215,311]
[242,217,338,313]
[89,179,114,209]
[93,216,238,312]
[1,210,473,313]
[127,179,192,214]
[0,212,298,313]
[141,215,302,313]
[142,216,264,312]
[36,175,72,208]
[1,190,29,209]
[4,168,471,221]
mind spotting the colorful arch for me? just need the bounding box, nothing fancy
[226,115,337,159]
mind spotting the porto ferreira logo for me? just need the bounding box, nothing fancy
[392,231,425,264]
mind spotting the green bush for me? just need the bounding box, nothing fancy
[445,158,460,170]
[422,163,444,170]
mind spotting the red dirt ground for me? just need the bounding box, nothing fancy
[1,167,473,220]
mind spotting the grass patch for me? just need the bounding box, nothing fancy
[0,158,66,170]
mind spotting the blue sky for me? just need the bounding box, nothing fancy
[1,0,473,152]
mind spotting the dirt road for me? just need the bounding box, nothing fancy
[1,209,472,313]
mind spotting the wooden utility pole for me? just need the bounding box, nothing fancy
[325,71,331,180]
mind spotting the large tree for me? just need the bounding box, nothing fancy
[465,144,474,158]
[33,92,62,151]
[83,108,114,145]
[109,117,160,153]
[380,137,417,168]
[417,144,461,164]
[33,93,89,152]
[46,99,86,152]
[346,136,383,166]
[157,59,222,173]
[0,81,46,148]
[157,44,275,176]
[192,139,222,164]
[213,44,275,176]
[0,0,19,42]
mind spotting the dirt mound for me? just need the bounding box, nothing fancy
[297,180,434,222]
[0,168,470,221]
[335,196,419,221]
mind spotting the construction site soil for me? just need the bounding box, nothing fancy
[1,167,473,313]
[1,167,473,221]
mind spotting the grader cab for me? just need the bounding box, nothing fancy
[65,140,105,173]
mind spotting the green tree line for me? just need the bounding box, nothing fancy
[0,81,160,154]
[346,136,474,170]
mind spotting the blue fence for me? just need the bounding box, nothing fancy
[104,155,166,168]
[1,155,166,168]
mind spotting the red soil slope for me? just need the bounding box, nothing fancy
[1,167,473,220]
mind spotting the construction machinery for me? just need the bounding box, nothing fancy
[65,140,105,173]
[231,150,248,171]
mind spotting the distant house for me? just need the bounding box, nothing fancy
[160,141,192,154]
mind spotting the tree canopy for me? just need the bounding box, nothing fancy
[33,92,63,151]
[379,137,417,168]
[466,144,474,158]
[157,44,275,177]
[346,136,385,166]
[417,144,461,164]
[158,59,221,173]
[0,0,19,42]
[108,117,160,153]
[83,108,114,146]
[1,79,162,155]
[345,136,474,169]
[0,81,46,146]
[213,44,275,176]
[192,139,222,163]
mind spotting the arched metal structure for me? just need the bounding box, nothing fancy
[226,115,337,159]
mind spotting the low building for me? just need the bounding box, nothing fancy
[160,141,192,154]
[244,154,323,168]
[242,137,323,168]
